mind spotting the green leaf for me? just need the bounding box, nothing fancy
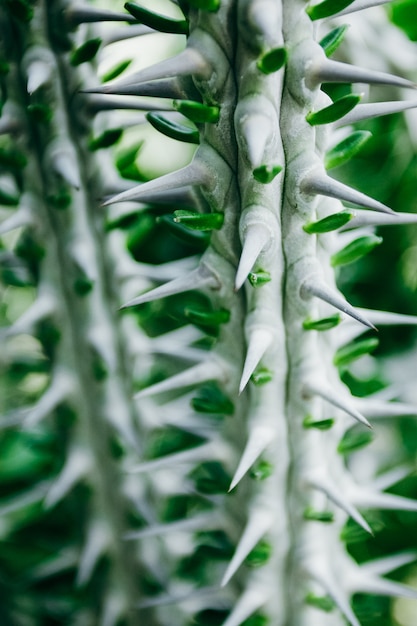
[319,25,349,57]
[0,187,19,206]
[0,147,27,169]
[145,426,205,460]
[173,209,224,231]
[27,103,53,124]
[250,459,273,481]
[124,2,189,35]
[325,131,372,170]
[331,235,383,266]
[305,593,335,612]
[334,337,379,367]
[191,383,234,415]
[257,47,287,74]
[70,38,102,66]
[245,540,272,568]
[184,307,230,327]
[187,0,220,10]
[303,414,335,430]
[337,428,374,455]
[250,367,273,385]
[253,164,283,184]
[389,0,417,42]
[102,59,132,83]
[303,210,353,234]
[89,128,123,150]
[189,461,231,494]
[147,112,200,144]
[306,0,355,21]
[303,507,334,523]
[306,94,361,125]
[173,100,220,124]
[248,270,271,287]
[303,314,342,331]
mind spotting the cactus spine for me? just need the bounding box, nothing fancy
[2,0,417,625]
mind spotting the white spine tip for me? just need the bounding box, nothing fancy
[239,328,274,393]
[235,224,271,290]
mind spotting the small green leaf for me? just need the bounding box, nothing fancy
[74,276,94,296]
[338,428,374,455]
[189,461,231,494]
[191,383,234,415]
[306,94,361,125]
[325,131,372,170]
[334,337,379,367]
[0,60,9,75]
[331,235,383,266]
[0,188,19,206]
[304,507,335,523]
[303,314,342,331]
[319,25,349,57]
[145,427,205,460]
[89,128,123,151]
[305,593,335,612]
[253,164,283,184]
[173,209,224,231]
[147,112,200,144]
[187,0,220,10]
[257,47,287,74]
[303,414,335,430]
[250,459,273,481]
[245,540,272,568]
[184,307,230,327]
[173,100,220,124]
[303,210,353,234]
[47,189,72,210]
[248,270,271,287]
[124,2,189,34]
[306,0,355,21]
[251,367,273,386]
[102,59,132,83]
[70,38,102,66]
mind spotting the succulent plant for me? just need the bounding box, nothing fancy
[2,1,417,625]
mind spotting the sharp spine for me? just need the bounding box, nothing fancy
[302,173,394,215]
[305,380,371,427]
[102,161,210,206]
[133,360,224,399]
[337,100,417,126]
[229,426,275,490]
[235,224,272,290]
[301,276,376,329]
[310,59,416,90]
[239,329,274,393]
[220,586,269,626]
[120,265,219,309]
[76,522,110,586]
[27,60,52,94]
[221,509,274,586]
[240,113,271,167]
[45,448,93,509]
[334,0,394,17]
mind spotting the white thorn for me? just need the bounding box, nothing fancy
[221,509,274,586]
[301,276,376,329]
[240,113,271,167]
[27,60,52,94]
[124,512,219,540]
[334,0,395,17]
[24,371,75,428]
[311,59,416,90]
[121,265,218,309]
[311,567,361,626]
[360,552,417,577]
[76,522,110,587]
[337,100,417,127]
[302,173,394,215]
[229,426,275,490]
[108,48,210,88]
[239,328,274,393]
[128,441,216,473]
[45,448,92,509]
[102,161,208,206]
[305,380,371,427]
[52,149,81,189]
[355,398,417,418]
[134,360,223,399]
[372,466,412,492]
[235,224,271,290]
[7,291,56,337]
[351,573,417,600]
[354,489,417,513]
[0,207,31,235]
[220,586,268,626]
[101,593,126,626]
[355,307,417,327]
[308,474,372,535]
[0,481,50,517]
